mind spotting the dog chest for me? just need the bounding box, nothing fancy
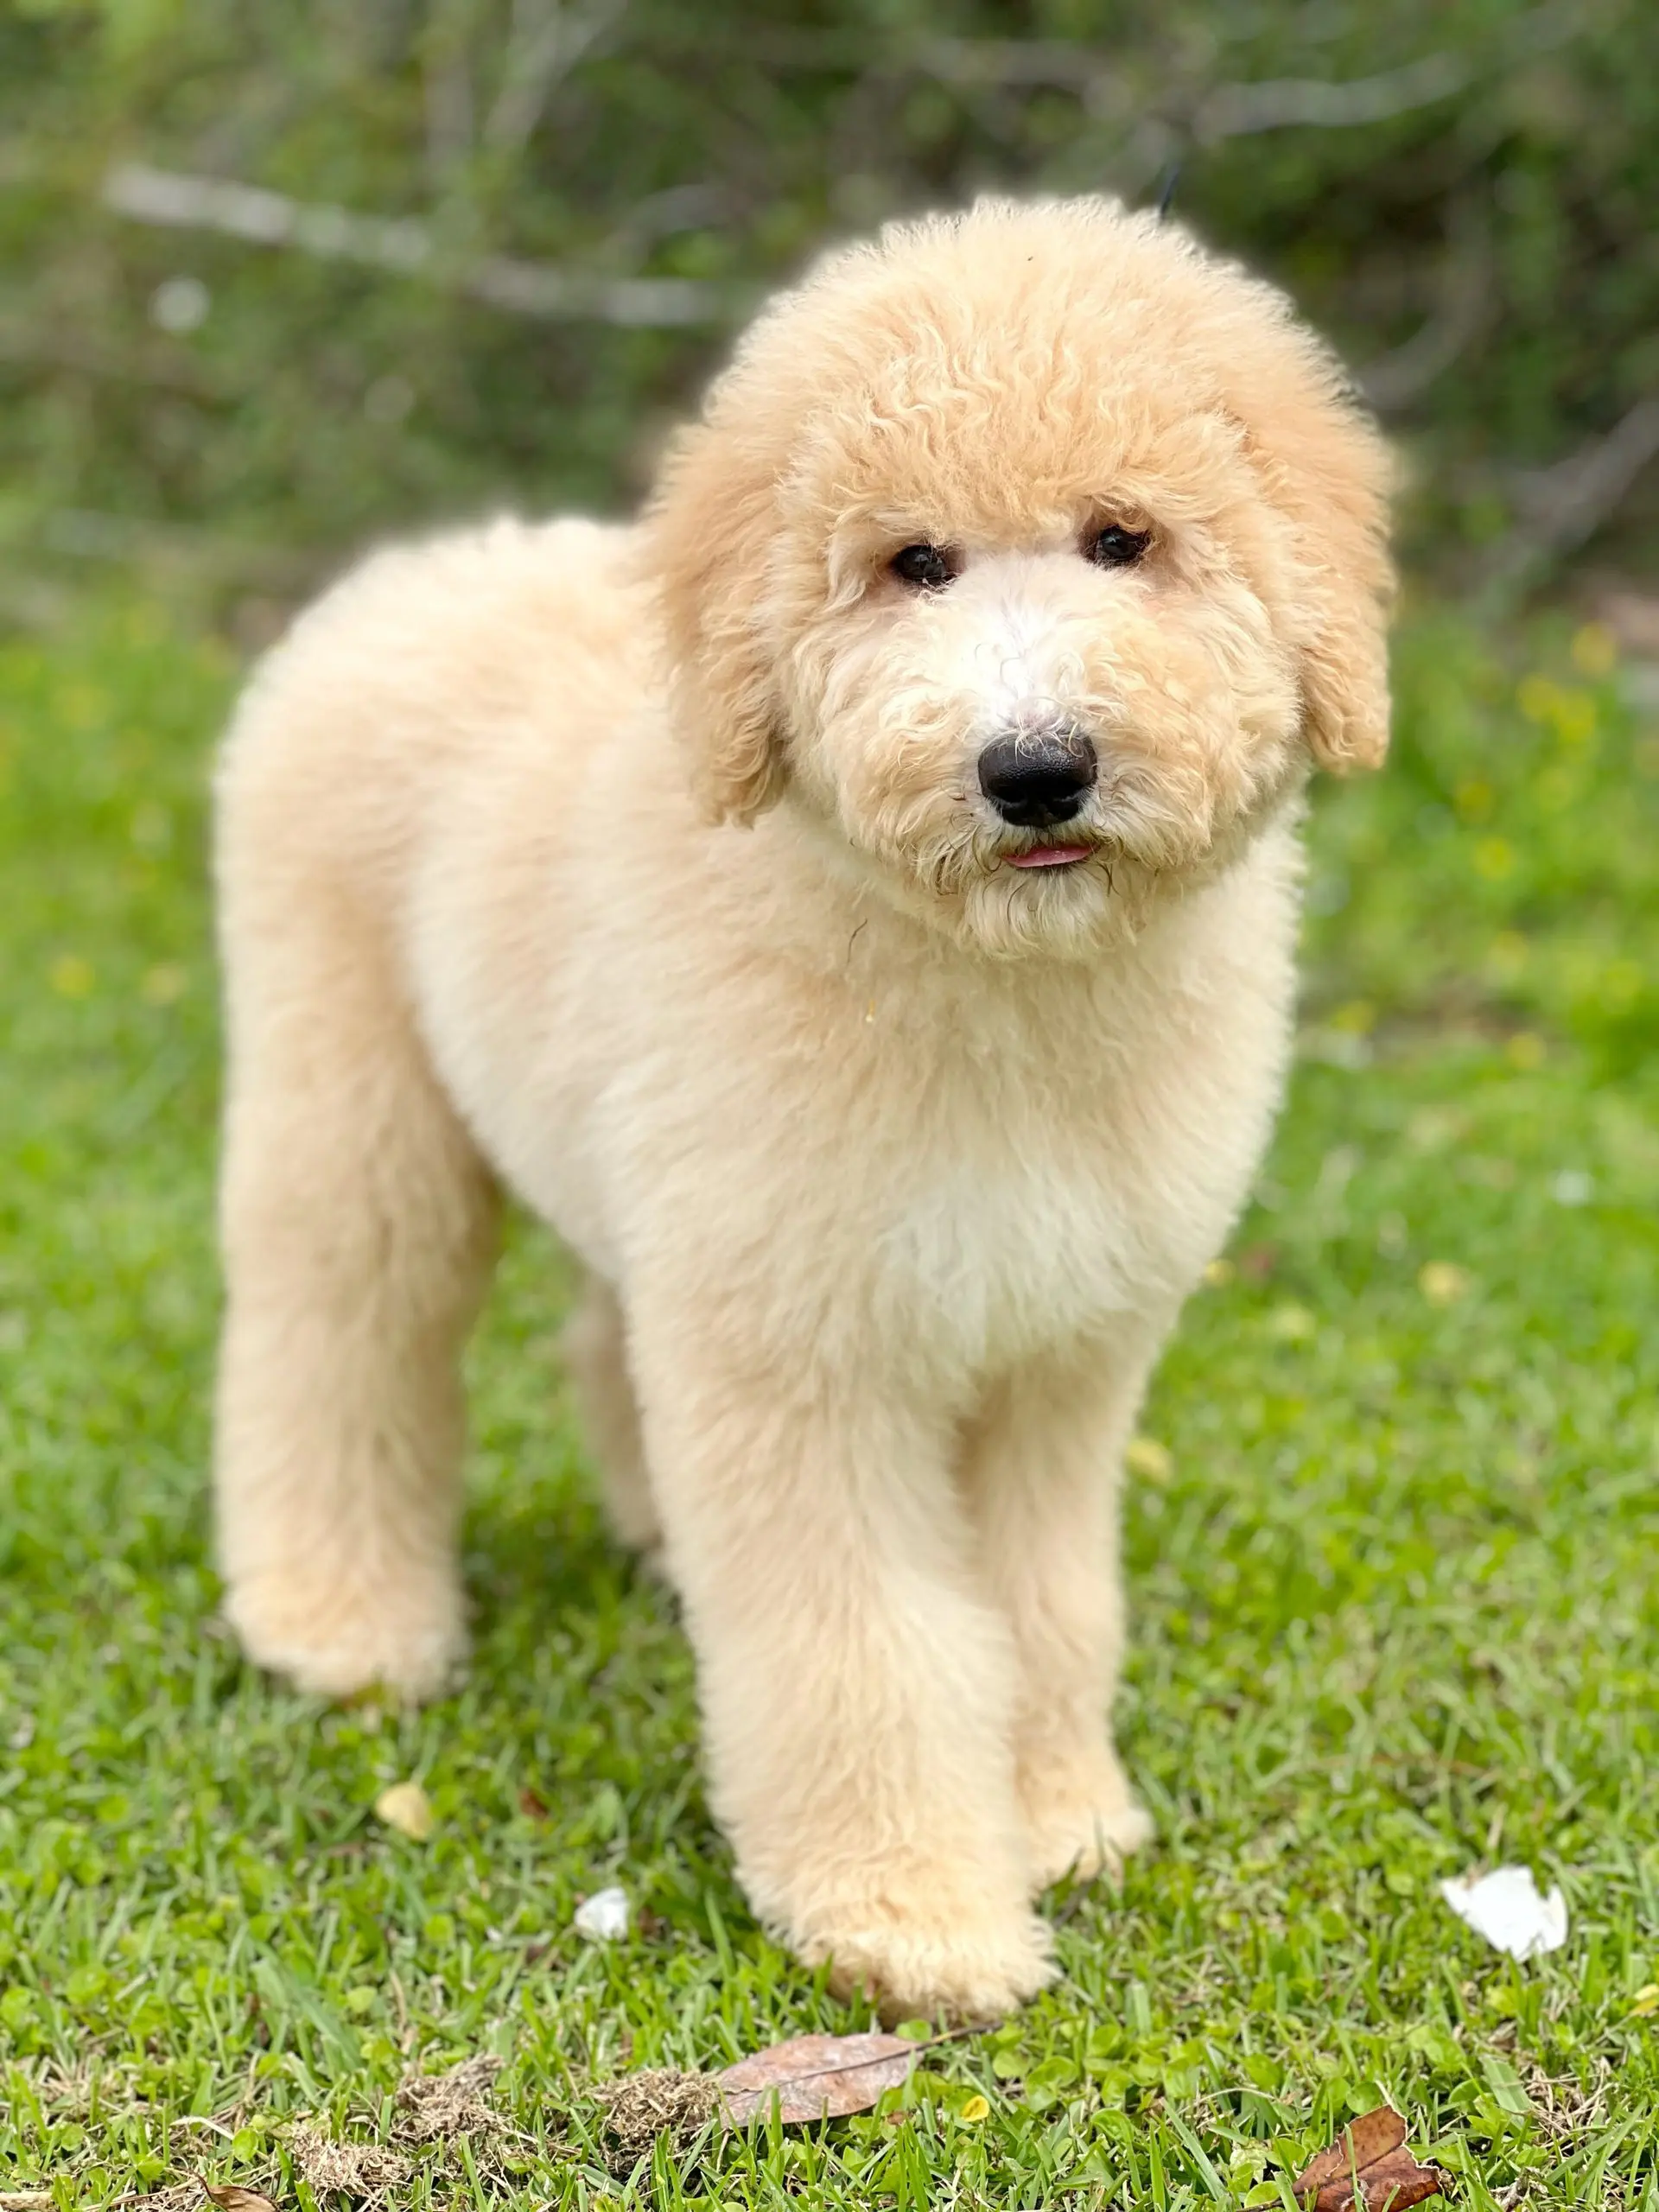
[867,1088,1244,1374]
[862,1019,1287,1378]
[874,1160,1140,1367]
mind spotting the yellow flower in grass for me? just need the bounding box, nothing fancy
[1473,836,1515,881]
[141,963,188,1007]
[1517,672,1557,722]
[1124,1437,1173,1484]
[1570,622,1617,677]
[49,953,94,999]
[1419,1262,1471,1306]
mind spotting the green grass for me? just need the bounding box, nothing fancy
[0,591,1656,2210]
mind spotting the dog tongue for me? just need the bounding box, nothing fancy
[1010,844,1090,868]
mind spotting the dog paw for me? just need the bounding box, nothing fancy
[799,1896,1056,2023]
[224,1572,467,1701]
[1021,1756,1154,1892]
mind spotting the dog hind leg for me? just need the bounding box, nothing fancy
[214,894,499,1701]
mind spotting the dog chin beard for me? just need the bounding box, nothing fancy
[958,855,1129,961]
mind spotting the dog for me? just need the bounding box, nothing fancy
[213,194,1392,2019]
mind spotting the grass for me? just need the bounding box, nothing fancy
[0,588,1656,2210]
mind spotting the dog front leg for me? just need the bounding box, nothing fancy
[632,1310,1053,2021]
[963,1328,1166,1893]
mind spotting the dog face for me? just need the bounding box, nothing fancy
[650,197,1394,957]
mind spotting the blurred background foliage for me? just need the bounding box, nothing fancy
[1,0,1656,616]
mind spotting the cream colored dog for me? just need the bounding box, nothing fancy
[213,195,1391,2019]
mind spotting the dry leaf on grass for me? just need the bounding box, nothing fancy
[595,2024,971,2167]
[197,2185,280,2212]
[1293,2105,1445,2212]
[289,2125,411,2199]
[395,2054,504,2143]
[717,2032,919,2126]
[372,1781,433,1840]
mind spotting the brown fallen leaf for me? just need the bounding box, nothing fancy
[595,2023,979,2169]
[198,2185,279,2212]
[1293,2105,1445,2212]
[717,2031,918,2126]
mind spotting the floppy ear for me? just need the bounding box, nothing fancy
[1237,385,1396,775]
[645,418,788,825]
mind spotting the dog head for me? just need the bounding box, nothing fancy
[647,195,1394,957]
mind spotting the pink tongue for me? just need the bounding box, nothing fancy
[1010,843,1090,868]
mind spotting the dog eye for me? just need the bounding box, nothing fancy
[890,543,956,589]
[1088,524,1152,568]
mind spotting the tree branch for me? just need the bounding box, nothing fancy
[1358,194,1492,413]
[101,162,743,327]
[485,0,626,156]
[1481,398,1659,601]
[1192,51,1469,142]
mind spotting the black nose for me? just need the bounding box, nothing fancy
[976,730,1097,827]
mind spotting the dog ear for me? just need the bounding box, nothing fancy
[1235,388,1396,776]
[645,419,787,825]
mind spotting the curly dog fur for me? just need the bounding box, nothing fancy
[213,195,1393,2018]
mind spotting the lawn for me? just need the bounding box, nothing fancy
[0,588,1656,2210]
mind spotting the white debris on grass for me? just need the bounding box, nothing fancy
[573,1885,631,1941]
[1439,1865,1567,1960]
